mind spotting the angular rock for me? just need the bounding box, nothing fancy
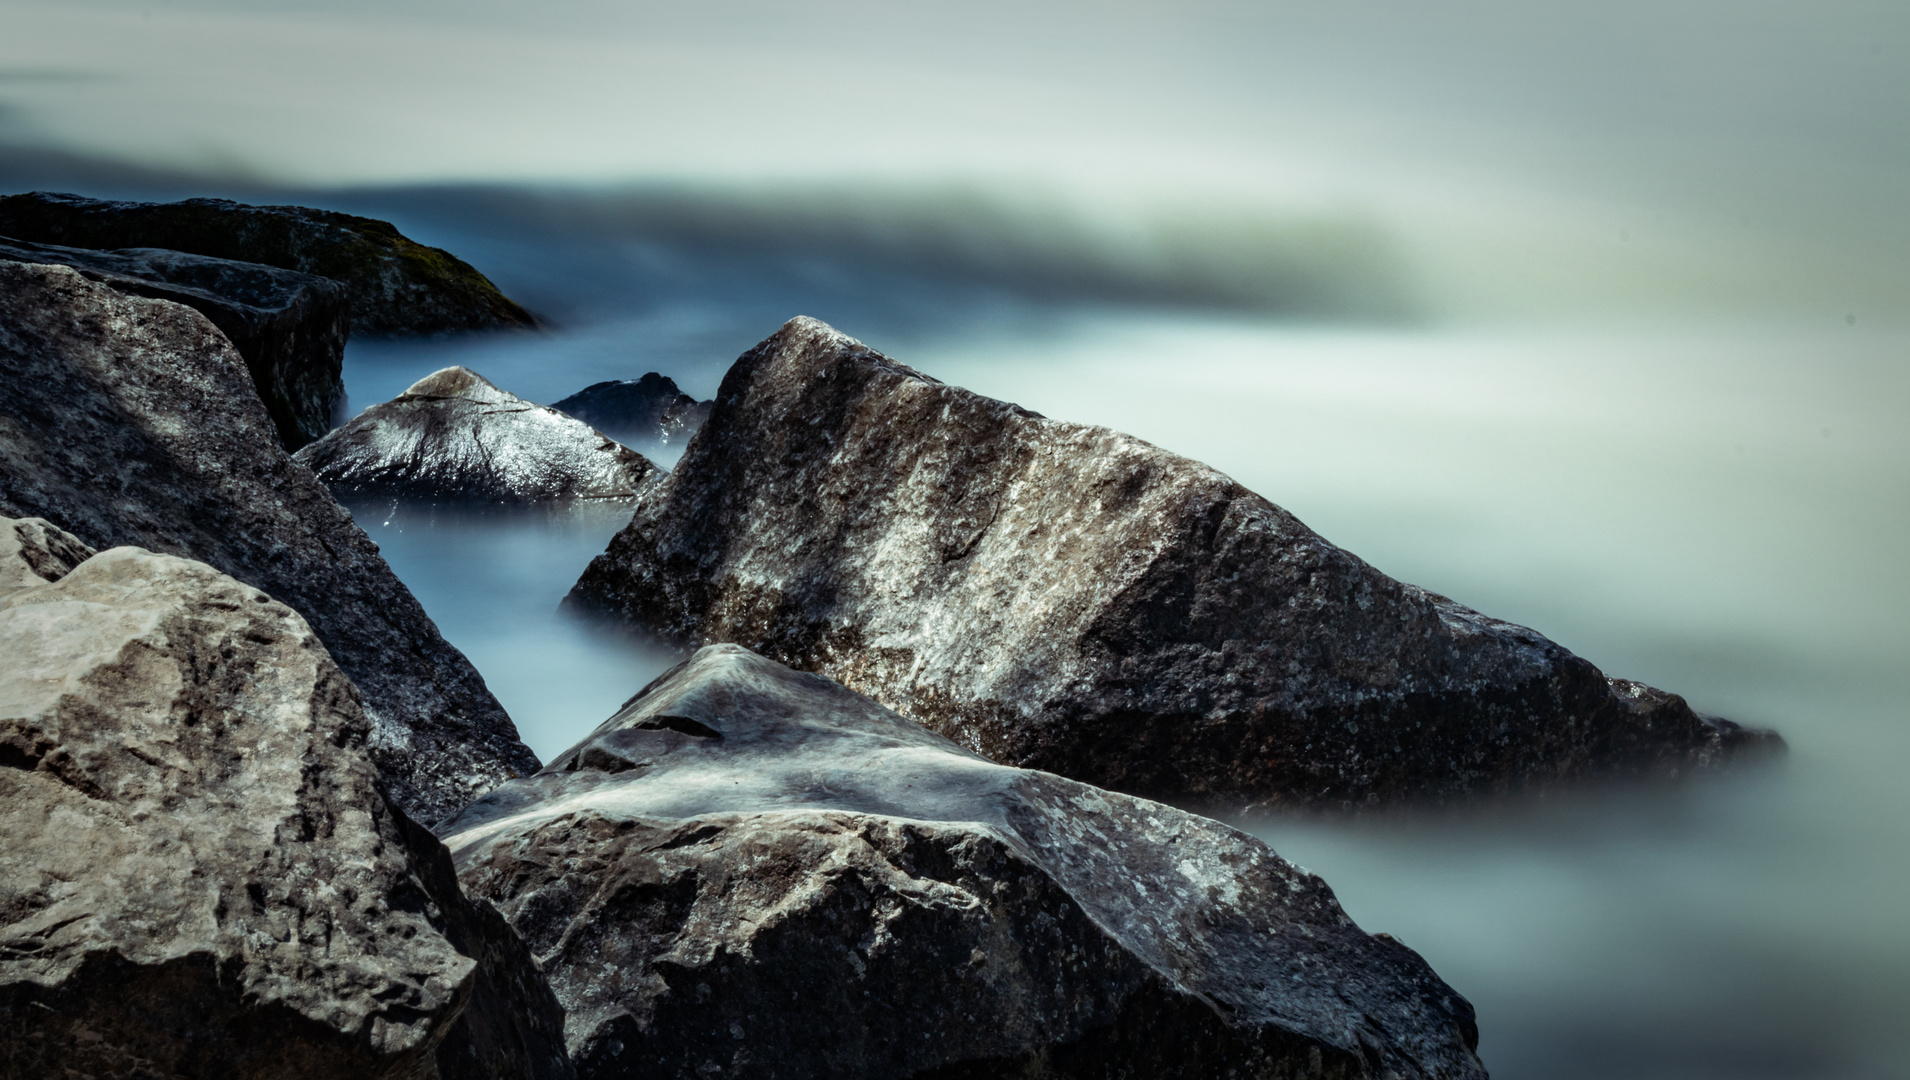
[569,317,1781,811]
[444,644,1486,1080]
[296,367,661,505]
[0,542,571,1080]
[0,190,535,337]
[551,373,711,453]
[0,514,92,598]
[0,262,535,825]
[0,235,348,449]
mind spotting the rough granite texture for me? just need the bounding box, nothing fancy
[0,541,571,1080]
[443,644,1486,1080]
[0,515,92,598]
[0,262,536,826]
[551,373,711,455]
[0,236,347,449]
[0,191,535,337]
[569,317,1781,811]
[296,367,661,505]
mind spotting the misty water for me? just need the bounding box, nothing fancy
[8,0,1908,1074]
[331,202,1910,1080]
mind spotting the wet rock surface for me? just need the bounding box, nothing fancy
[443,644,1486,1080]
[0,190,535,337]
[0,235,347,449]
[570,317,1781,811]
[0,262,536,825]
[296,366,661,505]
[0,542,571,1080]
[551,373,711,454]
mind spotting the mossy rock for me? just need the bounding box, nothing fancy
[0,190,536,337]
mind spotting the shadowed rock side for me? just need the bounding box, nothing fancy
[443,645,1486,1080]
[569,317,1781,811]
[0,236,347,449]
[0,262,536,826]
[551,373,712,453]
[0,190,535,337]
[0,541,572,1080]
[296,366,661,505]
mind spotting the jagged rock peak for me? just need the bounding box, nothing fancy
[551,371,712,452]
[444,644,1487,1080]
[568,315,1781,812]
[296,366,662,504]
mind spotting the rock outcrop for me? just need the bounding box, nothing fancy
[0,262,536,826]
[0,190,535,336]
[444,644,1486,1080]
[569,317,1781,811]
[551,373,711,453]
[0,235,347,449]
[0,539,572,1080]
[0,515,92,597]
[296,367,660,505]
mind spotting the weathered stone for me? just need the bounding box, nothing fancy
[0,235,348,449]
[444,644,1486,1080]
[0,262,535,825]
[569,317,1782,812]
[0,190,535,337]
[0,542,572,1080]
[296,367,661,505]
[551,373,711,453]
[0,514,92,598]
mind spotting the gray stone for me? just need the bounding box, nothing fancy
[551,373,711,454]
[444,644,1485,1080]
[0,190,535,337]
[296,367,661,505]
[0,262,535,826]
[0,235,348,449]
[0,541,572,1080]
[568,317,1782,812]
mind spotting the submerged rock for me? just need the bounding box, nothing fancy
[444,644,1486,1080]
[0,262,535,825]
[569,317,1781,811]
[0,190,535,336]
[296,366,661,504]
[551,373,712,452]
[0,542,572,1080]
[0,235,347,449]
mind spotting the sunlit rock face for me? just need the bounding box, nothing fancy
[0,539,572,1080]
[0,263,536,826]
[443,644,1486,1080]
[0,236,347,449]
[0,191,537,337]
[297,367,662,504]
[569,317,1780,811]
[551,373,712,454]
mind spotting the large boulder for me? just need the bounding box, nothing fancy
[568,317,1781,811]
[0,261,536,825]
[551,373,711,454]
[443,644,1486,1080]
[0,538,572,1080]
[0,235,347,449]
[296,367,661,505]
[0,190,535,337]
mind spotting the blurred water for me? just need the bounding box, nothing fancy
[344,288,1910,1079]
